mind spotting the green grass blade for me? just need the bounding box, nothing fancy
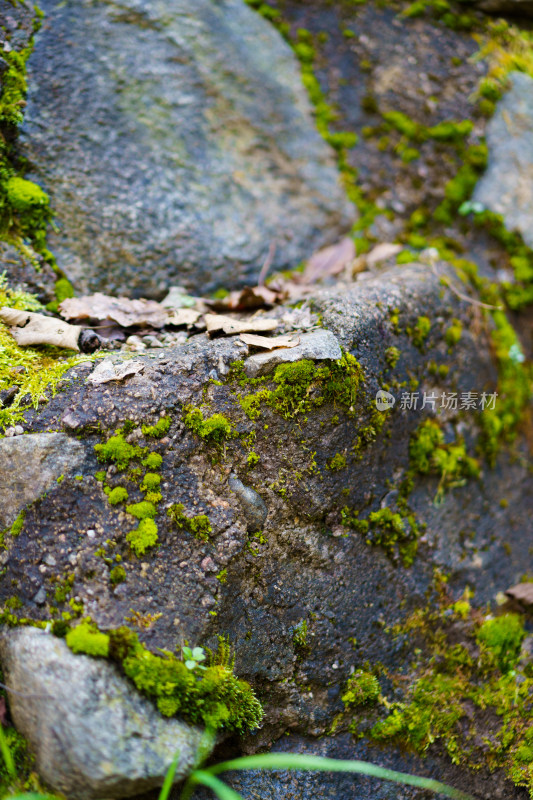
[0,724,16,781]
[158,750,181,800]
[187,770,244,800]
[207,753,476,800]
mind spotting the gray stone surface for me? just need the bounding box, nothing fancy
[244,328,342,377]
[228,473,268,532]
[0,627,207,799]
[0,432,87,530]
[21,0,353,297]
[474,72,533,247]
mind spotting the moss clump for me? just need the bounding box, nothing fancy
[142,452,163,470]
[126,501,157,520]
[9,509,25,538]
[292,619,309,651]
[477,614,525,673]
[126,518,158,557]
[409,420,480,498]
[327,453,347,471]
[141,416,170,438]
[103,627,263,732]
[184,408,235,444]
[167,503,212,542]
[94,434,144,470]
[342,506,419,566]
[66,620,110,658]
[407,316,431,351]
[140,473,161,492]
[342,670,380,707]
[366,602,533,795]
[384,346,401,369]
[445,318,463,348]
[109,565,126,586]
[107,486,129,506]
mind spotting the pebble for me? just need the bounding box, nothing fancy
[86,529,96,539]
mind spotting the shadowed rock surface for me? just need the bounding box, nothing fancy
[0,263,530,799]
[20,0,353,297]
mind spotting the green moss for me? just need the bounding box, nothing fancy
[141,416,170,438]
[94,434,144,470]
[142,452,163,470]
[247,451,259,467]
[445,318,463,348]
[216,568,227,584]
[126,501,157,520]
[126,518,158,557]
[184,408,235,444]
[104,626,263,732]
[292,619,309,651]
[95,471,106,482]
[407,316,431,350]
[107,486,129,506]
[342,670,380,707]
[327,453,347,471]
[66,619,110,657]
[53,573,74,604]
[167,503,212,542]
[342,505,419,566]
[384,346,400,369]
[477,614,525,673]
[409,419,480,499]
[140,472,161,492]
[9,509,25,538]
[109,565,126,586]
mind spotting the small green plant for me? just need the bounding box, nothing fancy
[342,670,380,707]
[94,434,144,470]
[184,408,235,445]
[142,416,171,438]
[167,503,212,542]
[127,518,158,557]
[107,486,129,506]
[183,646,207,671]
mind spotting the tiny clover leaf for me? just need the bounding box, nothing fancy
[183,645,207,670]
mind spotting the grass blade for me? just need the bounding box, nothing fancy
[207,753,476,800]
[186,770,244,800]
[158,750,181,800]
[0,724,16,781]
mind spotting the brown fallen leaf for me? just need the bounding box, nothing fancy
[204,314,278,336]
[240,333,300,350]
[0,307,81,350]
[366,243,403,268]
[505,582,533,607]
[206,284,282,312]
[165,308,201,327]
[59,293,167,329]
[300,237,355,285]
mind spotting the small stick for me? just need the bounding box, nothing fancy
[257,242,276,287]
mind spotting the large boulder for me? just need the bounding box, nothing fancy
[20,0,353,297]
[0,627,207,799]
[1,263,531,799]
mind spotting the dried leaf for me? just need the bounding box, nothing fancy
[0,307,81,350]
[240,333,300,350]
[59,293,167,329]
[161,286,198,310]
[87,358,144,385]
[300,237,355,285]
[165,308,201,327]
[206,285,282,312]
[204,314,278,336]
[505,582,533,607]
[366,243,403,267]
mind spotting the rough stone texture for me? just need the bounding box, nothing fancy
[0,627,207,800]
[0,432,87,530]
[228,474,268,532]
[0,263,530,799]
[21,0,353,298]
[474,72,533,248]
[1,241,57,305]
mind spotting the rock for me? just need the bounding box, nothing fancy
[1,265,531,800]
[473,72,533,247]
[244,329,342,378]
[0,627,207,799]
[0,432,87,530]
[0,240,56,306]
[228,474,268,532]
[22,0,353,297]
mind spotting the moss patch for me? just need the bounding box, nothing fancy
[167,503,212,543]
